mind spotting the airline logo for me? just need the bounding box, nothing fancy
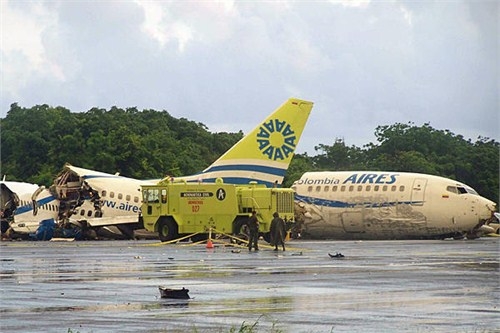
[102,200,141,213]
[257,118,297,161]
[343,173,398,185]
[297,173,399,185]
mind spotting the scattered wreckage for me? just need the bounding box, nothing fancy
[159,286,190,299]
[1,167,154,240]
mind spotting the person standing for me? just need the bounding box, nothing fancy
[270,212,286,251]
[247,211,259,251]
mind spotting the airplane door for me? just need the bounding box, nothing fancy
[411,178,427,206]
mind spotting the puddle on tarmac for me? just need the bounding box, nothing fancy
[0,239,498,332]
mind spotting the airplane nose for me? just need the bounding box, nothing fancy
[486,202,497,213]
[481,199,497,221]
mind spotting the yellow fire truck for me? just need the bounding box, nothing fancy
[140,179,295,242]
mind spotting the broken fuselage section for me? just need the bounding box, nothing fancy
[49,167,142,240]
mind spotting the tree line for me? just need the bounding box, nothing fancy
[1,103,498,204]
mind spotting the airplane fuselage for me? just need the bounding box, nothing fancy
[1,182,59,235]
[292,171,497,240]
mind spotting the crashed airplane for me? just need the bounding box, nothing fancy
[292,171,499,240]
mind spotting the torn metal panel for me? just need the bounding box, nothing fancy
[50,167,103,224]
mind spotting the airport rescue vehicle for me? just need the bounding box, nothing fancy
[140,179,295,242]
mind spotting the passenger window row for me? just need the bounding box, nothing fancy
[307,185,405,193]
[78,209,102,218]
[100,191,140,203]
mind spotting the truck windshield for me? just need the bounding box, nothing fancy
[144,189,160,203]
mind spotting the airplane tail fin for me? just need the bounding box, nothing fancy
[180,98,313,187]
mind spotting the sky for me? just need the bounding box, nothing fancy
[1,0,498,155]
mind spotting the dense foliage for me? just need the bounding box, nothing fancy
[1,104,498,204]
[1,103,243,185]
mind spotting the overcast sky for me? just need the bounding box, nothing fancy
[1,0,498,154]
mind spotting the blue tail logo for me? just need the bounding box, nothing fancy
[256,119,297,161]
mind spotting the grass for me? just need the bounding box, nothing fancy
[67,316,286,333]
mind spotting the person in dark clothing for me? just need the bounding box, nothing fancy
[247,211,259,251]
[270,212,286,251]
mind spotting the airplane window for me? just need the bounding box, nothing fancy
[101,191,107,197]
[341,186,345,192]
[134,196,139,203]
[357,185,362,192]
[399,186,405,192]
[332,186,337,192]
[465,187,478,195]
[118,193,123,200]
[324,186,329,192]
[126,195,131,201]
[87,210,92,217]
[366,185,371,191]
[457,187,468,194]
[349,186,354,192]
[307,186,313,192]
[316,186,321,192]
[80,209,85,216]
[447,186,458,194]
[391,185,397,192]
[110,192,115,198]
[374,185,379,192]
[383,185,388,191]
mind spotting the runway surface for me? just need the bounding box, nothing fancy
[1,238,498,332]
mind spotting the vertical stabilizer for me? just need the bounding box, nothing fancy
[180,98,313,186]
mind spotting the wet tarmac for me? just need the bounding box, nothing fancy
[1,238,498,333]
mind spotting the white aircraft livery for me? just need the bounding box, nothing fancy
[1,181,59,237]
[292,171,497,240]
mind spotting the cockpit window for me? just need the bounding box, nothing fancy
[447,185,478,195]
[465,187,478,195]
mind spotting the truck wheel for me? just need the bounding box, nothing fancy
[158,219,178,242]
[233,219,249,244]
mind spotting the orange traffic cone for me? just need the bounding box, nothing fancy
[206,238,214,249]
[206,228,214,249]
